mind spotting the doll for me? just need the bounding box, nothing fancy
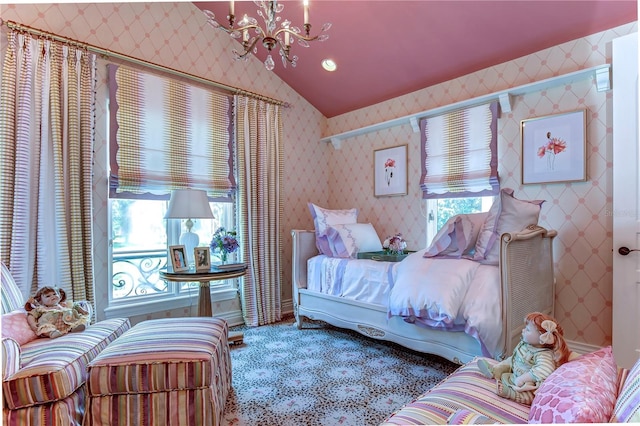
[25,286,90,339]
[477,312,570,405]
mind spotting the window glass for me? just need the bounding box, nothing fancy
[110,199,234,303]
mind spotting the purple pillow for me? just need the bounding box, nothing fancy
[308,203,358,256]
[424,212,487,258]
[473,188,544,265]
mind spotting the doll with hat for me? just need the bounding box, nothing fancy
[25,286,90,339]
[477,311,571,405]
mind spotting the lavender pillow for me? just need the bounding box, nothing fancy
[326,223,383,258]
[308,203,358,256]
[473,189,544,265]
[425,212,487,258]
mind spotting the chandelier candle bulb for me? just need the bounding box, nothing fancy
[304,1,309,25]
[229,0,234,17]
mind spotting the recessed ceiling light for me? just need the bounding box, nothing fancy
[322,59,337,72]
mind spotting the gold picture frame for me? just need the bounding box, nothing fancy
[169,245,189,272]
[194,246,211,272]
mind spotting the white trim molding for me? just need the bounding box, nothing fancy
[320,64,611,146]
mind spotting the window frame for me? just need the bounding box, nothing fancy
[105,197,239,319]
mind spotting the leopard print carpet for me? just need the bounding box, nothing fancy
[222,319,457,426]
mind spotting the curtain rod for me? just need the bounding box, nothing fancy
[1,19,288,107]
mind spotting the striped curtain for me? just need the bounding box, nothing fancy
[0,30,96,302]
[108,65,234,199]
[420,102,499,199]
[235,96,283,326]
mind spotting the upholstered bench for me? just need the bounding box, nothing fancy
[84,317,232,426]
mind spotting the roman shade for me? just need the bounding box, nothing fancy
[108,64,234,199]
[420,102,499,199]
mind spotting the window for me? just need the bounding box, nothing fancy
[425,196,493,245]
[109,199,234,307]
[105,64,237,317]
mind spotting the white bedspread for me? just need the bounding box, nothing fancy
[389,249,503,357]
[307,255,397,305]
[306,251,503,358]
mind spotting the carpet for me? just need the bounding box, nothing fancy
[222,319,458,426]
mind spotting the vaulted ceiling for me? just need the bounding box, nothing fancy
[194,1,637,118]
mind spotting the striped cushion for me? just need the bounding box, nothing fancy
[86,317,232,426]
[611,358,640,422]
[2,338,21,380]
[2,318,131,409]
[1,263,24,314]
[382,358,529,425]
[2,385,86,426]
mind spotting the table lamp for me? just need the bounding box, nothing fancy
[164,189,214,266]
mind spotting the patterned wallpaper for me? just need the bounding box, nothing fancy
[1,2,636,348]
[324,23,637,349]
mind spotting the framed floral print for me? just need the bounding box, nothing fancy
[521,109,587,185]
[374,144,408,197]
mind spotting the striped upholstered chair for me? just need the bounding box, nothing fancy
[1,262,131,426]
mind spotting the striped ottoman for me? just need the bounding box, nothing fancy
[84,317,232,426]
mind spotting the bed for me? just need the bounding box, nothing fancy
[292,193,557,365]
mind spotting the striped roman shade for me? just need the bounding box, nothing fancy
[108,64,234,199]
[420,102,499,199]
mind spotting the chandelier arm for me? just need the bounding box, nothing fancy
[235,37,262,59]
[273,28,319,43]
[215,23,266,39]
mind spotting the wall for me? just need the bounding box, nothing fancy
[1,2,636,348]
[323,22,637,348]
[0,1,328,324]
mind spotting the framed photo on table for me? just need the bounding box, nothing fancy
[194,247,211,272]
[521,110,587,185]
[169,245,189,272]
[374,144,408,197]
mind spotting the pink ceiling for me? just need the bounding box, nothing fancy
[194,1,637,118]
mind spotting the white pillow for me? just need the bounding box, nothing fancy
[308,203,358,256]
[326,223,383,258]
[424,212,487,258]
[473,188,544,265]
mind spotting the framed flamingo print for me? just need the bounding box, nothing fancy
[521,109,587,185]
[374,144,408,197]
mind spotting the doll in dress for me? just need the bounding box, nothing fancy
[477,311,571,405]
[25,286,90,339]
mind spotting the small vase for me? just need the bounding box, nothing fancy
[220,251,228,264]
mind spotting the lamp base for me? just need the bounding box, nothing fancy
[179,231,199,266]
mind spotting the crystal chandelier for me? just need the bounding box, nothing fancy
[203,0,331,71]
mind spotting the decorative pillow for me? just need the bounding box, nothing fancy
[1,310,38,345]
[326,223,383,258]
[308,203,358,256]
[529,346,618,424]
[611,356,640,422]
[473,188,544,265]
[447,409,494,424]
[425,212,488,258]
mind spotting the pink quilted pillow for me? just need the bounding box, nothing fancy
[1,310,38,345]
[529,346,618,424]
